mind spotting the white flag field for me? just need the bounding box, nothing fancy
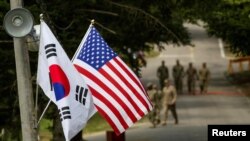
[37,20,96,141]
[72,25,153,135]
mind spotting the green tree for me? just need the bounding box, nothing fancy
[179,0,250,55]
[202,0,250,55]
[0,0,192,140]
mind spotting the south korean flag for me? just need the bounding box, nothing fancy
[37,20,96,141]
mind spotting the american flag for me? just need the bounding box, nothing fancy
[73,26,153,135]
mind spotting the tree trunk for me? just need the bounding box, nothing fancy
[52,111,64,141]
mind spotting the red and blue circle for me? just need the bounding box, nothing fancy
[49,64,70,101]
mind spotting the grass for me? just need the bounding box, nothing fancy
[39,113,113,140]
[39,119,52,141]
[83,113,112,134]
[39,112,150,140]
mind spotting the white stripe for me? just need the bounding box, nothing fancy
[116,57,147,94]
[111,58,152,111]
[93,97,125,133]
[74,59,133,127]
[102,65,142,120]
[116,58,152,111]
[84,73,134,127]
[114,58,152,110]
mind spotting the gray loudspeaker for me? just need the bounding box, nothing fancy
[3,8,34,38]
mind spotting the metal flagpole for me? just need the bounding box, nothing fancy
[35,13,52,128]
[71,19,94,61]
[36,100,52,127]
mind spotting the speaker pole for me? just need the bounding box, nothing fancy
[9,0,38,141]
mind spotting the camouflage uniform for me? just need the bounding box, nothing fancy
[186,63,198,95]
[172,60,184,94]
[147,83,161,127]
[157,61,169,90]
[198,63,210,94]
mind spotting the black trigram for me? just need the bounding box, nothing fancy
[45,44,57,59]
[58,106,71,121]
[75,85,89,106]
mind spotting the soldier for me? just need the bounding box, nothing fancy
[172,59,184,94]
[185,62,198,95]
[147,83,161,128]
[198,62,210,94]
[157,60,169,90]
[162,79,178,126]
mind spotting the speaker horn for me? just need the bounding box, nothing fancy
[3,8,34,38]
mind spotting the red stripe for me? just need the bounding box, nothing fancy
[115,58,153,108]
[90,87,128,133]
[74,64,129,129]
[114,57,147,94]
[100,66,143,121]
[105,62,148,116]
[95,105,121,135]
[111,59,151,112]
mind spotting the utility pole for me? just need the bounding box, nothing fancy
[9,0,37,141]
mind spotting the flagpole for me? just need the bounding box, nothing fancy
[35,13,53,128]
[71,19,95,61]
[36,100,52,127]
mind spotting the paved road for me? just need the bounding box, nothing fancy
[84,23,250,141]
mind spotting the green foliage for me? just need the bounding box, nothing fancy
[83,113,111,134]
[0,0,192,140]
[201,1,250,55]
[1,1,250,140]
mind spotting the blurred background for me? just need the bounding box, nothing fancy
[0,0,250,141]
